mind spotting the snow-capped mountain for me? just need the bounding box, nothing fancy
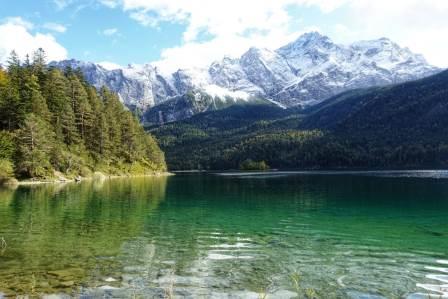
[210,32,438,107]
[51,32,440,121]
[50,60,179,109]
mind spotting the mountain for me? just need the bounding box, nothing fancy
[51,32,440,122]
[150,70,448,170]
[49,60,179,110]
[210,33,438,107]
[143,90,271,125]
[302,69,448,143]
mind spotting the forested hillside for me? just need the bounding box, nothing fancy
[150,70,448,170]
[0,49,166,182]
[303,70,448,144]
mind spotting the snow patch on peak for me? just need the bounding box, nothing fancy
[51,32,440,121]
[279,31,335,54]
[204,84,250,101]
[98,61,122,71]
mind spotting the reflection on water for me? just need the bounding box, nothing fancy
[215,169,448,179]
[0,177,167,296]
[0,172,448,298]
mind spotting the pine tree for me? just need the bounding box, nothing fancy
[16,114,54,178]
[67,74,93,140]
[102,87,122,159]
[0,65,22,130]
[0,131,14,161]
[7,51,21,86]
[84,86,103,154]
[98,111,110,157]
[0,52,166,179]
[4,51,32,129]
[30,87,51,122]
[121,113,139,162]
[60,100,80,145]
[21,73,43,115]
[43,69,72,141]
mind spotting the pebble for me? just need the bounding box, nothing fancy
[42,295,72,299]
[98,285,120,290]
[47,268,84,279]
[57,280,75,287]
[347,290,387,299]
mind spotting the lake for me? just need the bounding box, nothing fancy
[1,171,448,298]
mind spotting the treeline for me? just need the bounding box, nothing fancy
[153,122,448,170]
[0,49,166,181]
[239,159,270,171]
[150,103,448,170]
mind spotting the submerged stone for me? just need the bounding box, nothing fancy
[57,281,75,287]
[47,268,84,279]
[347,290,387,299]
[42,294,72,299]
[98,285,120,290]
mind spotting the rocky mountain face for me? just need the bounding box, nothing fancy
[50,60,179,109]
[51,32,440,121]
[211,32,438,107]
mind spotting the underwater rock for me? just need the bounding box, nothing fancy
[347,290,387,299]
[57,281,75,287]
[42,294,72,299]
[98,285,120,290]
[47,268,84,279]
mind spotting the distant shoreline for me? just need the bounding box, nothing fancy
[4,172,174,187]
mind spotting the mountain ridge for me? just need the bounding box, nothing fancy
[50,32,441,121]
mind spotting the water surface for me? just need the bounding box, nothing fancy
[1,172,448,298]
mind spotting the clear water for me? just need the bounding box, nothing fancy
[1,171,448,298]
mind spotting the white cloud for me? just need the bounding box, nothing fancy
[4,17,34,30]
[99,0,119,8]
[43,22,67,33]
[100,0,336,71]
[342,0,448,67]
[53,0,74,10]
[98,61,123,70]
[154,27,318,73]
[102,28,118,36]
[0,18,68,64]
[333,24,350,36]
[118,0,336,42]
[100,0,448,69]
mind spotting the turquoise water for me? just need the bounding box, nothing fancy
[1,171,448,298]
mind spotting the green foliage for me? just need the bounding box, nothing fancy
[0,159,14,179]
[143,90,275,125]
[16,114,55,178]
[0,50,166,179]
[149,104,327,170]
[303,70,448,145]
[0,131,14,160]
[239,159,270,171]
[150,69,448,171]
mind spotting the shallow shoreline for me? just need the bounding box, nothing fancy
[14,172,174,186]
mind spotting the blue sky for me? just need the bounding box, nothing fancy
[0,0,186,65]
[1,0,447,71]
